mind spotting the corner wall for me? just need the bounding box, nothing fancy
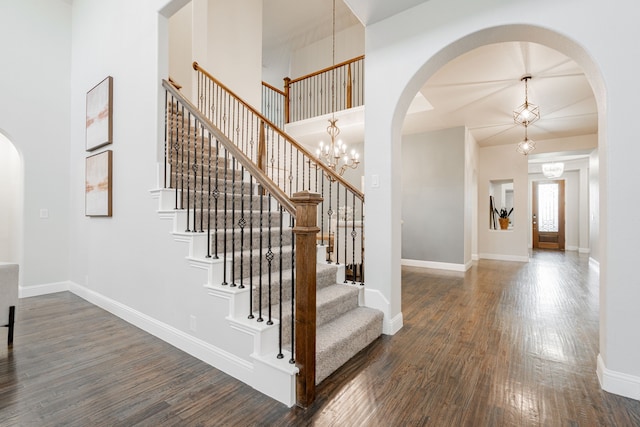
[401,127,467,267]
[0,0,72,287]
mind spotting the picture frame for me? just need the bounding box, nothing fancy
[85,150,112,217]
[86,76,113,151]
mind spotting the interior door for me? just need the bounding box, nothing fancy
[532,180,565,250]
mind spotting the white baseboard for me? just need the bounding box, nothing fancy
[362,288,402,335]
[401,258,470,272]
[478,253,529,262]
[579,247,591,254]
[597,354,640,400]
[472,254,479,261]
[590,257,600,273]
[566,245,578,251]
[19,281,72,298]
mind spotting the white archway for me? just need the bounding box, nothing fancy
[377,21,609,387]
[0,131,24,267]
[364,20,608,368]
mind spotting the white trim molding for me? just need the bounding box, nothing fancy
[597,354,640,401]
[19,281,72,298]
[401,258,471,272]
[589,257,600,273]
[478,253,530,263]
[363,288,402,335]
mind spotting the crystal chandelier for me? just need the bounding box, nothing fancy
[514,75,539,156]
[315,0,360,176]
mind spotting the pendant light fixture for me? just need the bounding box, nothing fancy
[315,0,360,176]
[514,75,540,156]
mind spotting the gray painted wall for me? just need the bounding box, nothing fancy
[401,127,465,264]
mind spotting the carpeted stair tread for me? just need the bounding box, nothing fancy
[315,306,383,384]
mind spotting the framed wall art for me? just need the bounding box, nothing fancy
[86,76,113,151]
[85,150,112,217]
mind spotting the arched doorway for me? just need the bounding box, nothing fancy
[0,132,23,265]
[399,40,596,269]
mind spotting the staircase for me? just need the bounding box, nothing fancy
[153,79,382,407]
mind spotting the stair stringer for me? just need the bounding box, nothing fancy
[151,187,299,407]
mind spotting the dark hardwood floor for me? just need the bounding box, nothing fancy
[2,251,640,426]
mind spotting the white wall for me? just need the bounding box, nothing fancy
[477,144,529,261]
[589,150,599,262]
[290,24,364,80]
[466,129,478,262]
[0,135,21,263]
[401,127,466,266]
[168,1,194,101]
[199,0,263,109]
[360,0,640,399]
[0,0,71,287]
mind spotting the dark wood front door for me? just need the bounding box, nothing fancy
[532,180,565,250]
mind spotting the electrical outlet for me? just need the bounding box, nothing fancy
[189,315,197,332]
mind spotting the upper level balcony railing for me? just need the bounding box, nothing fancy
[262,55,364,126]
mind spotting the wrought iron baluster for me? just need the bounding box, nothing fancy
[257,189,264,322]
[277,205,284,359]
[360,197,365,285]
[248,175,255,319]
[327,174,332,263]
[185,112,192,232]
[230,154,237,288]
[206,132,212,259]
[213,139,220,259]
[266,194,274,325]
[335,182,340,265]
[222,147,229,285]
[351,191,356,284]
[238,165,246,289]
[344,185,348,280]
[200,123,205,232]
[289,216,295,364]
[190,117,197,232]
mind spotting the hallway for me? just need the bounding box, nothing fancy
[2,252,639,425]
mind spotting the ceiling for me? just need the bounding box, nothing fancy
[268,0,598,151]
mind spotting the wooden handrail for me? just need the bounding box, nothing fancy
[262,80,285,96]
[288,55,365,85]
[193,61,364,202]
[163,78,297,216]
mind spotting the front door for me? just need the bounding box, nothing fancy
[532,180,565,250]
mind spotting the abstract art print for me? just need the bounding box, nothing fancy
[86,76,113,151]
[85,150,112,217]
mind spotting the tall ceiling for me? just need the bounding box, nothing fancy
[266,0,598,149]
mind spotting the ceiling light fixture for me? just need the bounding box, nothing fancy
[542,162,564,178]
[316,0,360,176]
[516,125,536,155]
[513,75,540,127]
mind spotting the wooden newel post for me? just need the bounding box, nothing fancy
[291,190,322,408]
[284,77,291,124]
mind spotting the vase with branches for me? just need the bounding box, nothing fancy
[495,207,513,229]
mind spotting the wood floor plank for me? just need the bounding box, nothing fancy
[1,251,640,425]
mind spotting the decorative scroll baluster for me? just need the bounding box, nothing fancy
[360,197,365,285]
[185,112,192,232]
[351,190,356,284]
[266,194,274,325]
[230,155,237,288]
[238,165,245,289]
[290,216,295,364]
[206,132,212,259]
[191,117,197,232]
[344,185,348,278]
[335,182,340,265]
[200,123,205,232]
[326,175,333,263]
